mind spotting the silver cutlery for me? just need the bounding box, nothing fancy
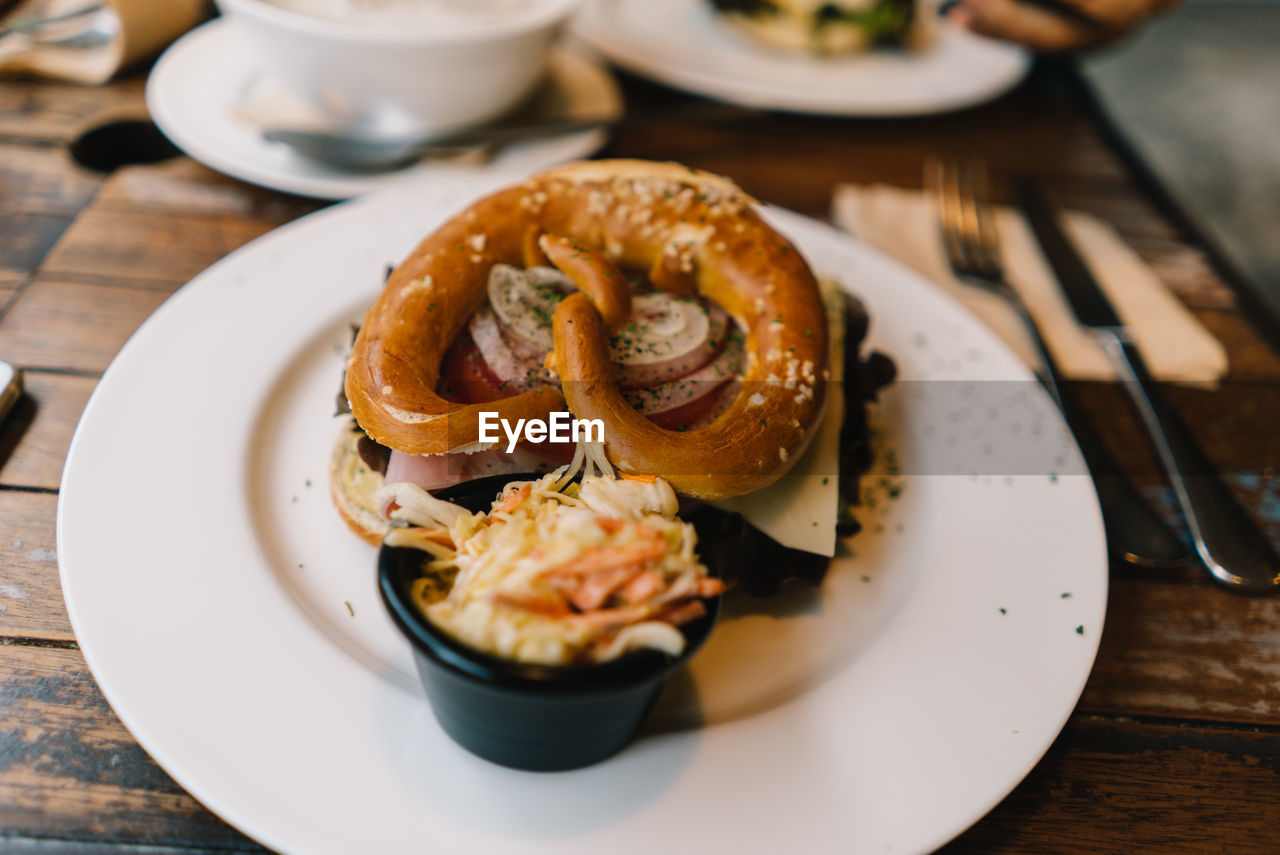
[0,1,103,38]
[1018,177,1279,592]
[262,116,615,172]
[0,1,115,60]
[930,158,1189,567]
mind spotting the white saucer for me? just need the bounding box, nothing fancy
[147,18,622,200]
[572,0,1029,116]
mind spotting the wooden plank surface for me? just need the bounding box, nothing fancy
[943,716,1280,854]
[0,372,96,491]
[0,278,170,374]
[0,645,267,851]
[0,491,70,641]
[0,58,1277,855]
[0,77,147,142]
[1083,579,1280,725]
[0,142,101,218]
[39,207,286,289]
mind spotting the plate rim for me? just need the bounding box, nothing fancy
[57,184,1106,855]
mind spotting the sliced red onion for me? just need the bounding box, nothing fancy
[487,264,570,351]
[468,307,550,394]
[617,305,730,388]
[609,293,713,368]
[625,331,744,415]
[486,264,740,391]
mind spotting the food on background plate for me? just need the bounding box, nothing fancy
[709,0,933,54]
[332,159,893,647]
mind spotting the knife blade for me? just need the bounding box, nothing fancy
[1018,181,1120,328]
[1016,177,1279,592]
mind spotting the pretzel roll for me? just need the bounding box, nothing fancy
[346,160,828,493]
[538,235,632,331]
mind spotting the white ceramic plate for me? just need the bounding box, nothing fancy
[59,176,1105,855]
[146,18,621,200]
[571,0,1029,115]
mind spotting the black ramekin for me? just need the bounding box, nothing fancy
[378,473,720,772]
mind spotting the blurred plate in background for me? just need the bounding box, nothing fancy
[572,0,1028,116]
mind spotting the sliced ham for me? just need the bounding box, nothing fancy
[379,447,549,518]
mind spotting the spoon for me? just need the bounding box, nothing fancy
[263,116,615,172]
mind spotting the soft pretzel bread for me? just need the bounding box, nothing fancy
[345,160,828,500]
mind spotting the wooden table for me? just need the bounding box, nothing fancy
[1,57,1278,854]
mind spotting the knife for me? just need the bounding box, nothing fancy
[1017,178,1279,592]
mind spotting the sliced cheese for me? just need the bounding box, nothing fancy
[712,279,846,557]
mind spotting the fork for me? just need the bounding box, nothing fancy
[928,157,1188,566]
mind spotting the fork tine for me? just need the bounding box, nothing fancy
[927,157,969,275]
[954,160,985,274]
[969,160,1003,279]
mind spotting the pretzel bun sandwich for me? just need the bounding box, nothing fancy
[332,160,892,596]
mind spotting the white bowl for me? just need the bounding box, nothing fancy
[214,0,582,135]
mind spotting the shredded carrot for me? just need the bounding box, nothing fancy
[545,539,667,578]
[619,569,662,604]
[619,472,657,483]
[494,483,532,514]
[493,592,572,618]
[695,577,726,597]
[658,599,706,626]
[564,566,642,611]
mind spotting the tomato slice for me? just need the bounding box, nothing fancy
[437,332,573,464]
[646,382,731,431]
[439,329,732,458]
[438,330,505,405]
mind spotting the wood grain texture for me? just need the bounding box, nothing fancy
[0,491,70,641]
[0,281,17,314]
[0,645,265,852]
[0,142,101,217]
[0,371,96,490]
[944,716,1280,853]
[39,207,284,290]
[0,212,78,286]
[0,77,147,142]
[1081,579,1280,726]
[94,157,323,222]
[0,277,170,374]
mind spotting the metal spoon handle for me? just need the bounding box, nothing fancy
[421,116,609,152]
[1095,329,1279,590]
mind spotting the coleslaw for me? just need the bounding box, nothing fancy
[379,447,723,665]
